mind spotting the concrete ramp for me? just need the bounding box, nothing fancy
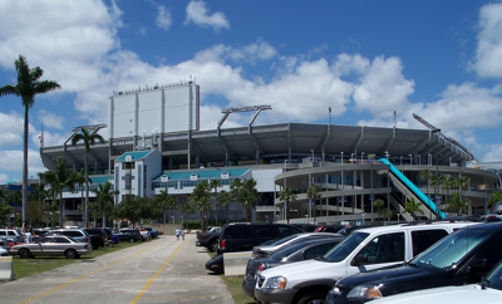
[223,251,252,276]
[0,256,14,281]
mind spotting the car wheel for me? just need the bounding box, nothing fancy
[92,243,99,250]
[297,291,326,304]
[19,248,31,258]
[65,249,78,259]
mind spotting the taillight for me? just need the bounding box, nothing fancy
[84,238,88,242]
[257,263,265,275]
[221,239,226,250]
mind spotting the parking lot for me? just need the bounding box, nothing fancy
[0,233,234,304]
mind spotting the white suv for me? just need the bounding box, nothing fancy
[0,228,24,242]
[254,221,479,304]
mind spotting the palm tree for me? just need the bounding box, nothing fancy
[278,187,296,224]
[190,181,212,229]
[0,55,60,231]
[155,189,177,234]
[404,198,424,220]
[209,179,221,225]
[241,179,260,222]
[306,185,321,224]
[218,190,232,223]
[420,170,432,207]
[93,182,118,228]
[230,178,243,218]
[71,126,105,228]
[373,198,392,223]
[39,157,79,226]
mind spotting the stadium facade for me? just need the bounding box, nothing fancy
[37,82,501,225]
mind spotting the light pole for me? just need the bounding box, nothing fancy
[409,154,413,165]
[351,153,355,164]
[171,215,174,224]
[361,152,365,162]
[341,152,344,165]
[428,153,432,166]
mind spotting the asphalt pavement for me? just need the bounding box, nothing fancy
[0,233,234,304]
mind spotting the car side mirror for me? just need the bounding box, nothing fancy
[352,254,368,266]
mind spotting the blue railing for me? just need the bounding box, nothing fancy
[378,158,446,219]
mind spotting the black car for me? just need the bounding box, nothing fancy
[218,223,303,253]
[242,238,344,298]
[206,254,224,274]
[327,222,502,304]
[84,228,106,250]
[197,226,222,252]
[116,229,142,242]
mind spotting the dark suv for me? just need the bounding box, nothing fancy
[218,223,304,253]
[328,222,502,304]
[84,228,106,250]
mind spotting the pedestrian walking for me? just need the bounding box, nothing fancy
[175,227,180,240]
[181,228,185,240]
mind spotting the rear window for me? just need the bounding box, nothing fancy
[64,231,83,237]
[223,225,252,239]
[411,229,448,256]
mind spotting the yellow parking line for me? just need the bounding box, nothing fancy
[130,239,185,304]
[20,241,166,304]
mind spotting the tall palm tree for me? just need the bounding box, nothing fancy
[404,198,424,220]
[279,187,296,224]
[0,55,60,230]
[306,185,321,224]
[218,190,232,223]
[241,179,259,222]
[230,178,243,218]
[39,157,78,226]
[190,181,212,229]
[71,126,104,228]
[93,182,118,228]
[209,179,221,225]
[155,189,177,233]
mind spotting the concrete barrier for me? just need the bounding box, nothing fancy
[0,256,14,281]
[223,251,252,276]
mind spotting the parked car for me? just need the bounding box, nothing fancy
[254,221,479,304]
[138,228,151,241]
[327,222,502,304]
[0,247,8,256]
[291,223,318,232]
[367,259,502,304]
[0,228,25,243]
[116,229,142,242]
[252,232,343,259]
[243,238,345,298]
[315,224,345,233]
[46,228,89,244]
[142,227,158,238]
[197,226,222,252]
[218,223,304,253]
[10,234,92,258]
[84,228,106,250]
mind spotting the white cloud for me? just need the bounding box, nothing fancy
[0,149,45,177]
[194,39,278,65]
[155,5,172,31]
[185,0,229,31]
[353,56,414,116]
[474,2,502,78]
[0,112,23,147]
[38,109,65,130]
[482,144,502,161]
[0,174,8,184]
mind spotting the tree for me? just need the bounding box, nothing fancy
[39,157,79,226]
[0,203,13,226]
[71,126,105,227]
[93,182,118,228]
[306,185,321,224]
[209,179,221,225]
[155,189,177,233]
[278,187,296,224]
[116,195,157,228]
[241,179,259,221]
[0,55,60,230]
[373,198,392,223]
[446,193,468,215]
[488,192,502,210]
[230,178,244,219]
[404,198,424,219]
[190,181,212,228]
[420,170,433,208]
[218,190,232,223]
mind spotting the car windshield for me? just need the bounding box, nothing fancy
[323,232,369,262]
[485,260,502,290]
[411,228,488,270]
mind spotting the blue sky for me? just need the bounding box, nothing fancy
[0,0,501,183]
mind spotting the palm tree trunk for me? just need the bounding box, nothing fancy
[22,106,29,231]
[225,205,229,223]
[102,207,106,228]
[84,151,89,228]
[285,201,289,224]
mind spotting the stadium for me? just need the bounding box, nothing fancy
[38,81,501,225]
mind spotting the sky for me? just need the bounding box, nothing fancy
[0,0,502,184]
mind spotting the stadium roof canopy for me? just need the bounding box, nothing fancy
[40,123,474,172]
